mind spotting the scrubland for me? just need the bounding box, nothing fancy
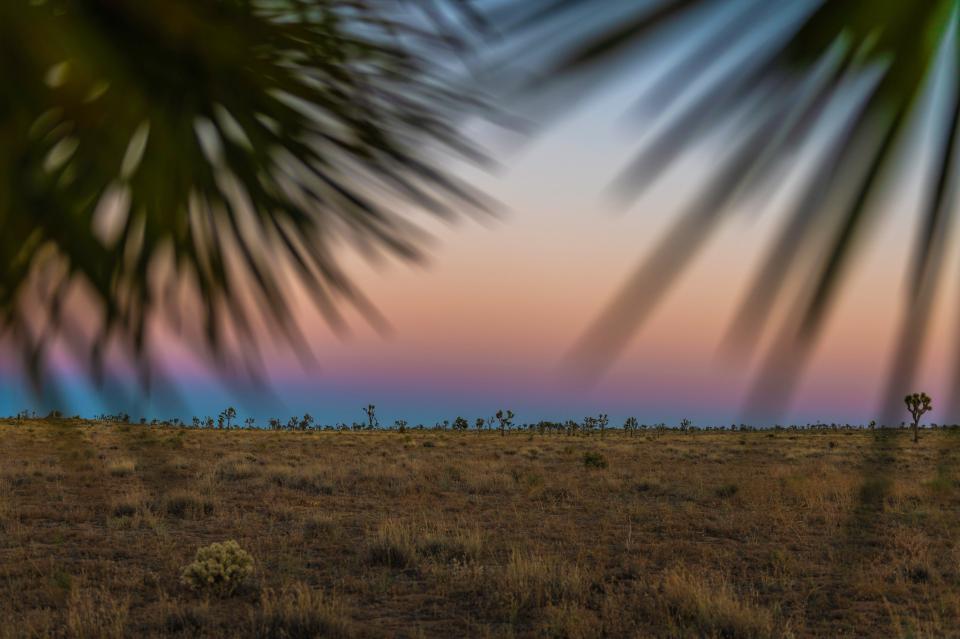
[2,420,960,637]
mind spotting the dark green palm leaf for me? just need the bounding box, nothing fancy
[0,0,487,394]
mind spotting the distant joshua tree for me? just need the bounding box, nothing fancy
[495,410,514,437]
[220,407,237,429]
[300,414,315,431]
[453,416,469,432]
[624,417,639,437]
[244,418,256,429]
[475,418,485,434]
[597,414,609,439]
[904,392,932,443]
[363,405,378,430]
[679,418,693,432]
[394,419,407,434]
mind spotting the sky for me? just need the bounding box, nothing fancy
[1,5,958,427]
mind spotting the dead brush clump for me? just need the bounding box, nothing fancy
[66,584,129,639]
[251,583,354,639]
[265,465,334,495]
[542,602,602,639]
[0,477,12,528]
[161,598,209,636]
[496,550,587,611]
[106,459,136,477]
[303,512,338,538]
[887,525,935,584]
[214,454,259,482]
[365,519,419,570]
[418,526,484,564]
[164,490,215,519]
[465,470,514,495]
[658,566,774,639]
[107,496,161,531]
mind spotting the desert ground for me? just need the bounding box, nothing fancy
[2,420,960,637]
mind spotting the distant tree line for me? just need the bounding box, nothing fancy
[9,402,955,440]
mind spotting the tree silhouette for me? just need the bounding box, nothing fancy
[904,392,932,443]
[0,1,488,393]
[219,406,237,429]
[363,404,378,430]
[495,409,514,437]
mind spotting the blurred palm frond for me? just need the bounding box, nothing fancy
[0,0,488,393]
[493,0,958,419]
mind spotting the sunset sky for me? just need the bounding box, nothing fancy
[1,13,956,427]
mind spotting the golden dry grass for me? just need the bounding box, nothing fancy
[2,420,960,637]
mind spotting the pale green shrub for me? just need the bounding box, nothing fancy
[180,540,254,596]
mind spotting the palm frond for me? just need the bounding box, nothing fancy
[497,0,959,416]
[0,0,488,394]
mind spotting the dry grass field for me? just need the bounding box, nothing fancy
[2,420,960,638]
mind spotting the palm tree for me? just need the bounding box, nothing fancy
[0,1,488,394]
[491,1,958,418]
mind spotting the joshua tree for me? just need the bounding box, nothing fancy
[582,416,596,436]
[495,410,514,437]
[904,392,932,443]
[300,413,315,431]
[453,416,469,432]
[219,407,237,429]
[475,418,485,434]
[394,419,407,434]
[363,405,378,430]
[624,417,639,437]
[244,418,256,429]
[597,413,609,439]
[679,418,693,432]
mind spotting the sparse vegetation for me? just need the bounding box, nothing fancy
[3,419,960,636]
[582,451,608,469]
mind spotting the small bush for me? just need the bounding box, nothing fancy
[180,540,254,596]
[165,491,215,518]
[107,460,136,477]
[582,452,608,469]
[715,484,739,499]
[660,567,773,638]
[67,585,129,639]
[251,583,354,639]
[267,467,334,495]
[365,520,418,570]
[214,455,258,481]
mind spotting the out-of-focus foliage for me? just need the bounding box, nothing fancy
[0,0,486,392]
[493,0,958,417]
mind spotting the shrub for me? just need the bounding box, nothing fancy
[365,520,418,570]
[660,567,773,638]
[180,540,254,596]
[165,491,215,518]
[715,484,739,499]
[252,583,353,639]
[67,585,129,639]
[107,459,136,477]
[582,452,608,469]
